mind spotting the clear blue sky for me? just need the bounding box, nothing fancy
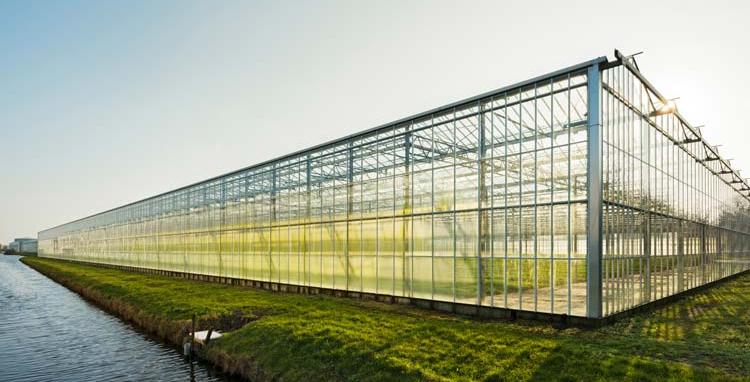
[2,0,749,243]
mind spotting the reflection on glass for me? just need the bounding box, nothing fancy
[39,70,598,316]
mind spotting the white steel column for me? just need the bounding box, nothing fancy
[586,63,603,318]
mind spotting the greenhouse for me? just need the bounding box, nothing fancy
[38,51,750,319]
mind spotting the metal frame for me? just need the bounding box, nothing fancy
[612,50,750,201]
[586,63,603,318]
[39,57,607,235]
[37,52,750,319]
[597,51,750,317]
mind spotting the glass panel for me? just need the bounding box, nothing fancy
[34,67,612,319]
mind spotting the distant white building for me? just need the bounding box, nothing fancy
[8,238,37,254]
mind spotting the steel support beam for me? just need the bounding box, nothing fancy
[306,155,312,286]
[346,143,354,291]
[403,132,411,297]
[644,214,651,302]
[677,220,684,293]
[586,63,603,318]
[477,103,488,305]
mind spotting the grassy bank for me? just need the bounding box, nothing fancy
[21,257,750,382]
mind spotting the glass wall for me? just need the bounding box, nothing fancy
[38,57,750,318]
[39,66,591,316]
[600,62,750,315]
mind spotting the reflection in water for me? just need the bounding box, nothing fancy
[0,255,231,382]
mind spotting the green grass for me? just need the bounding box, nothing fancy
[21,256,750,382]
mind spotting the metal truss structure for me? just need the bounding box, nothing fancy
[39,51,750,318]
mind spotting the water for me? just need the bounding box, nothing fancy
[0,255,234,382]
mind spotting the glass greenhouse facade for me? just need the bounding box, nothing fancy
[38,53,750,319]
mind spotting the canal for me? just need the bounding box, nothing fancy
[0,255,233,382]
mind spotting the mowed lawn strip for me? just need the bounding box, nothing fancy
[21,257,750,382]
